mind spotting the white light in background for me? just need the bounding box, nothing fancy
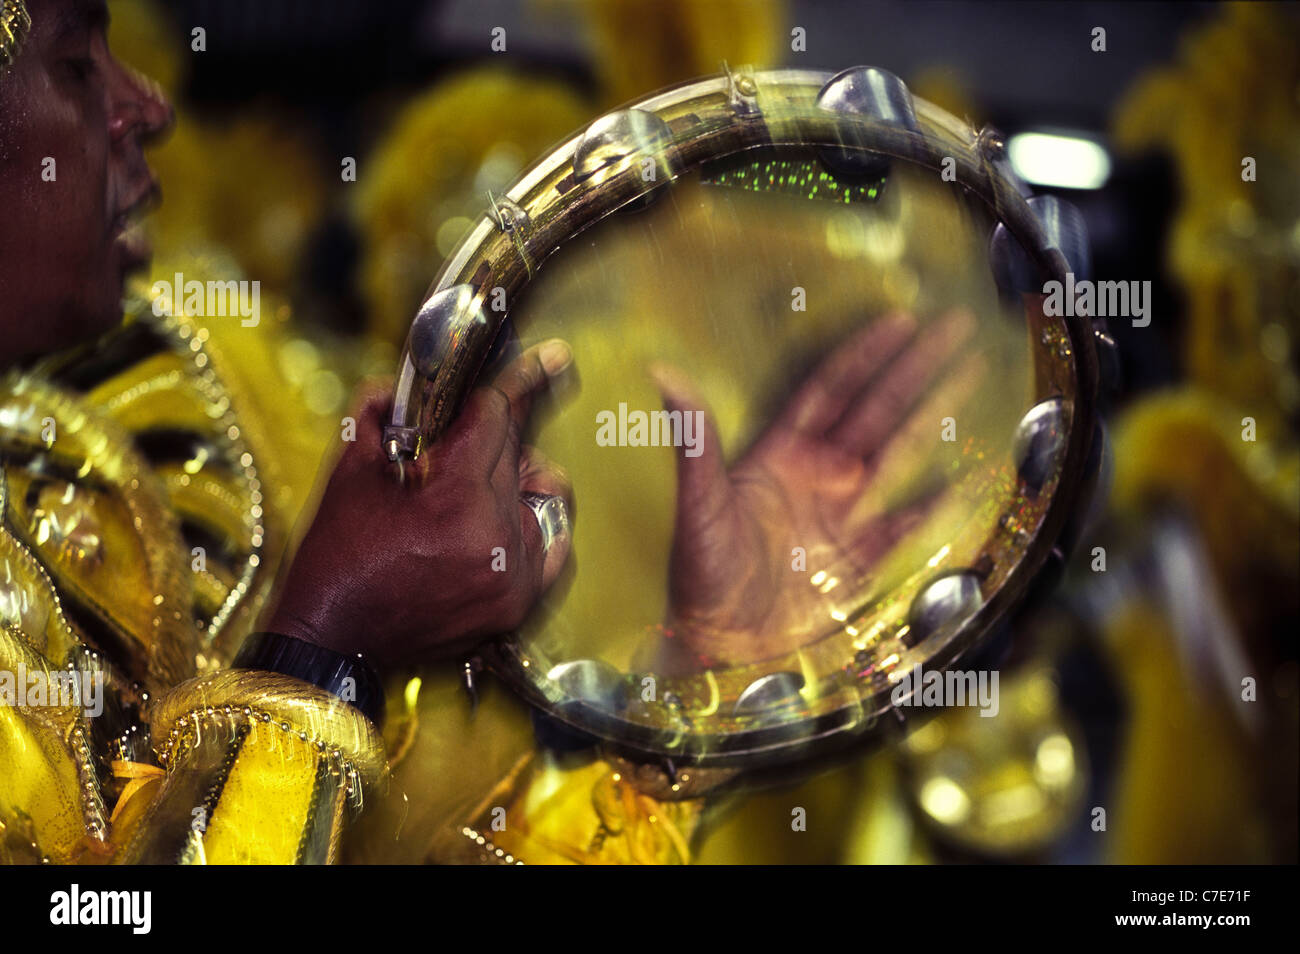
[1007,131,1112,190]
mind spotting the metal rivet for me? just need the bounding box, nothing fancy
[991,195,1091,294]
[572,109,672,185]
[907,571,984,645]
[1031,195,1091,282]
[817,66,918,128]
[1013,397,1068,493]
[406,284,489,380]
[487,192,530,235]
[816,66,917,178]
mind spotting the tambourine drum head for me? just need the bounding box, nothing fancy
[392,72,1090,767]
[508,165,1053,754]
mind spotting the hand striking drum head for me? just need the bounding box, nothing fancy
[385,67,1102,777]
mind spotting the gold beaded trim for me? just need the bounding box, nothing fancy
[0,614,110,844]
[70,719,110,842]
[0,494,115,845]
[460,826,523,865]
[25,296,277,667]
[0,372,197,686]
[152,310,269,652]
[0,469,83,659]
[156,703,365,807]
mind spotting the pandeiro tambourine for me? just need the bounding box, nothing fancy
[383,66,1111,786]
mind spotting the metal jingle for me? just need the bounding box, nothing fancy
[406,283,488,379]
[733,671,806,717]
[1013,396,1068,494]
[989,223,1036,296]
[572,108,674,186]
[816,66,918,178]
[907,571,985,646]
[990,195,1092,295]
[546,658,626,711]
[1031,195,1091,281]
[816,65,919,130]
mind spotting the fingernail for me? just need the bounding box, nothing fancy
[539,339,573,377]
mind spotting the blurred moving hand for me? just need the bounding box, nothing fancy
[656,310,980,668]
[267,340,575,669]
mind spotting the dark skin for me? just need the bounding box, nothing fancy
[0,0,575,671]
[267,349,576,670]
[655,309,985,668]
[0,0,168,362]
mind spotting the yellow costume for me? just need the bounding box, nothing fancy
[0,299,385,864]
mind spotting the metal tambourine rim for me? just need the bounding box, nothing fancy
[385,66,1101,771]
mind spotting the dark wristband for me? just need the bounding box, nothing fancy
[232,632,385,727]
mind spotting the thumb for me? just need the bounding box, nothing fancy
[648,361,730,531]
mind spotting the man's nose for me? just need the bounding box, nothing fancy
[108,61,175,147]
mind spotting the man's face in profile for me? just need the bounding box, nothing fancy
[0,0,171,365]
